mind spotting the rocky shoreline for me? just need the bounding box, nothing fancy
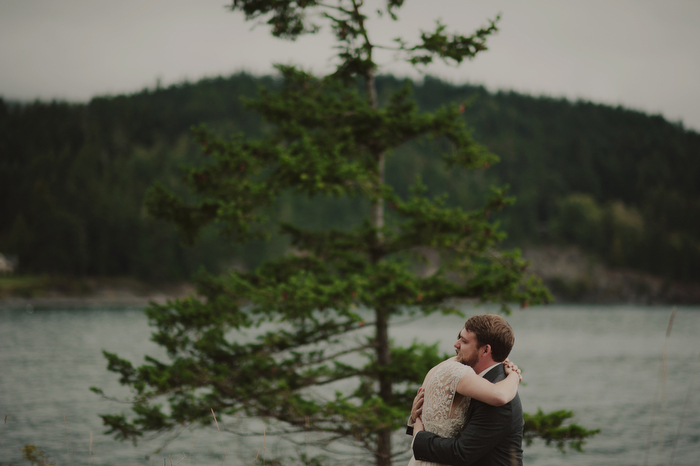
[523,246,700,304]
[2,247,699,308]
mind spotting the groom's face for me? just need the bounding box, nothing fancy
[454,328,481,368]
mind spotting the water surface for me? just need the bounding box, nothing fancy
[1,304,698,465]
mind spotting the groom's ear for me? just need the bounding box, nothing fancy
[482,344,492,355]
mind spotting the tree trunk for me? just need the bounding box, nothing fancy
[368,67,392,466]
[376,428,393,466]
[375,305,392,466]
[368,69,384,241]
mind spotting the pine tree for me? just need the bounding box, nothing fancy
[93,2,597,464]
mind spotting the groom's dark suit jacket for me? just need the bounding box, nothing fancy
[412,363,524,466]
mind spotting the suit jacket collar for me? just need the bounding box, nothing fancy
[479,362,502,377]
[465,363,505,419]
[482,363,504,383]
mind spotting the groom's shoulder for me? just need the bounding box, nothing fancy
[483,363,506,383]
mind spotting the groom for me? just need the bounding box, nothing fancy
[410,314,524,466]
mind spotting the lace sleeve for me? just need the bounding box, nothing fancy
[441,360,474,399]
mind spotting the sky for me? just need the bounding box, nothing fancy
[1,0,699,131]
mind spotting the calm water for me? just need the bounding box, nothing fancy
[1,304,699,465]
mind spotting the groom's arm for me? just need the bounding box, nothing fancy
[413,401,514,466]
[406,416,415,436]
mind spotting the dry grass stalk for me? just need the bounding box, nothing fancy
[253,429,267,466]
[64,414,70,466]
[642,306,676,466]
[189,431,195,466]
[305,416,310,465]
[668,350,700,466]
[1,413,7,450]
[211,408,229,466]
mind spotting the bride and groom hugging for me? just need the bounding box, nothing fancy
[406,314,524,466]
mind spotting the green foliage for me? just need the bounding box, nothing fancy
[0,275,91,299]
[2,74,699,282]
[400,16,500,66]
[0,76,272,280]
[459,92,700,281]
[20,445,55,466]
[91,2,590,465]
[550,194,606,251]
[523,408,601,453]
[549,192,693,274]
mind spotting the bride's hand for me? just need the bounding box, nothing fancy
[410,387,424,423]
[503,358,522,382]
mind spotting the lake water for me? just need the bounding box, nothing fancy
[1,304,699,465]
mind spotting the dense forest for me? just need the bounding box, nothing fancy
[1,73,699,282]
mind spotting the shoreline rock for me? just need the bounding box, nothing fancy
[523,246,700,304]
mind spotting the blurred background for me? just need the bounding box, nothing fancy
[1,1,699,465]
[1,0,699,302]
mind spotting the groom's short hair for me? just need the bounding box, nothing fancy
[464,314,515,362]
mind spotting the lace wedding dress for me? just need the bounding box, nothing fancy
[407,357,474,466]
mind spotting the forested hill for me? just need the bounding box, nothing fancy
[1,73,698,284]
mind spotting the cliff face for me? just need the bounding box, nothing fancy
[523,246,700,304]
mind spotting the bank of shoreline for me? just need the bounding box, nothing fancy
[0,276,194,309]
[523,246,700,304]
[2,246,699,308]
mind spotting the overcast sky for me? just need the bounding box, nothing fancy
[1,0,699,131]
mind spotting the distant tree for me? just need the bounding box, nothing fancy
[4,76,699,283]
[93,1,596,464]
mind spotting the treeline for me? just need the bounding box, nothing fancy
[1,73,698,281]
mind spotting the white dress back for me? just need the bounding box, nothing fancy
[408,358,474,466]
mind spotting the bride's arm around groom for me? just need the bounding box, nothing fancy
[412,314,525,466]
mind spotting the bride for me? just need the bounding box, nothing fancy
[406,355,521,466]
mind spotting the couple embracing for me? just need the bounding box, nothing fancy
[406,314,524,466]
